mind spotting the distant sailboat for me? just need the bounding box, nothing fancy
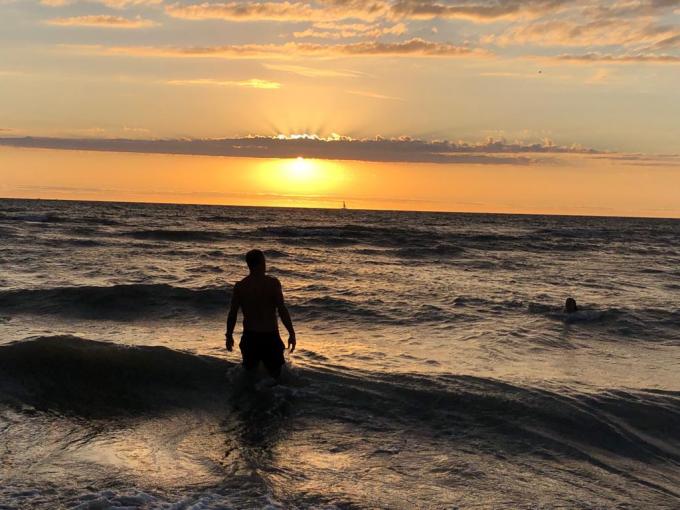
[342,201,347,210]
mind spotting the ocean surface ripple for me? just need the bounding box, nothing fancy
[1,198,679,509]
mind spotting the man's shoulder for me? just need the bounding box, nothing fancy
[234,275,279,287]
[265,275,281,286]
[234,277,249,288]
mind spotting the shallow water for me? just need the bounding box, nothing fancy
[0,198,679,508]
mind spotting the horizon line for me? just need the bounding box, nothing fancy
[2,195,678,222]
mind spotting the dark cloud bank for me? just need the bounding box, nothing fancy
[0,136,597,165]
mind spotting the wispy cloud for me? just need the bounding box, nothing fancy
[122,126,152,135]
[0,134,597,165]
[41,0,162,7]
[293,21,407,39]
[65,38,489,59]
[553,53,680,64]
[597,153,680,167]
[164,1,389,22]
[648,33,680,51]
[478,1,680,64]
[262,63,362,78]
[346,89,403,100]
[479,71,544,78]
[390,0,569,22]
[163,1,570,23]
[485,18,679,49]
[46,15,158,28]
[0,69,28,77]
[582,1,680,19]
[166,78,281,88]
[40,0,72,5]
[584,68,610,84]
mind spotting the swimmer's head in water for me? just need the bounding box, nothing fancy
[565,297,578,313]
[245,249,266,273]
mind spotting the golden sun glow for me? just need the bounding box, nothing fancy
[288,157,316,181]
[255,157,347,196]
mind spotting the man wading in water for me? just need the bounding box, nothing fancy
[225,249,296,379]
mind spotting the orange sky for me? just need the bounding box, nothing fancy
[2,146,680,218]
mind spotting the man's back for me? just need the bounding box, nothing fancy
[234,274,281,333]
[225,249,296,378]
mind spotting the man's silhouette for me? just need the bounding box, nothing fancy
[226,249,296,379]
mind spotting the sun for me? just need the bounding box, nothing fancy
[255,157,347,197]
[288,157,315,181]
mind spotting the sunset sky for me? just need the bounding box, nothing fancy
[1,0,679,216]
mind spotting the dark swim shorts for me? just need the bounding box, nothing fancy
[239,330,285,374]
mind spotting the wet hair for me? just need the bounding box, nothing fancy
[565,297,578,313]
[245,249,265,271]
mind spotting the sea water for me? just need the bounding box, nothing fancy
[0,198,678,508]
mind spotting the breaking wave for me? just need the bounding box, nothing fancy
[0,336,678,471]
[0,284,229,319]
[0,336,227,415]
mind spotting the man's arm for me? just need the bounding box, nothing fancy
[275,280,296,352]
[225,284,240,351]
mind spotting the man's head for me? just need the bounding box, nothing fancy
[245,249,266,273]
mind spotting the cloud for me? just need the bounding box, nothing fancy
[479,71,540,78]
[486,18,680,49]
[41,0,163,7]
[37,1,680,65]
[165,1,313,22]
[164,1,390,22]
[101,0,162,6]
[66,38,489,59]
[648,33,680,50]
[293,21,407,39]
[262,63,362,78]
[0,69,28,77]
[478,0,680,64]
[166,78,281,88]
[122,126,152,134]
[336,38,482,56]
[0,134,597,165]
[390,0,570,22]
[46,15,158,28]
[553,52,680,64]
[583,1,680,20]
[346,89,403,100]
[597,153,680,167]
[584,68,610,84]
[163,0,570,23]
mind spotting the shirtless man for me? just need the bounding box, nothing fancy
[225,249,296,379]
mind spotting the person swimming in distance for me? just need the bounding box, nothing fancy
[225,249,296,380]
[563,297,604,322]
[564,297,579,314]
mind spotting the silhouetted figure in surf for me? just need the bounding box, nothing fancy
[564,297,579,314]
[225,249,296,379]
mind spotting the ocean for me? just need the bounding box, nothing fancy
[0,198,678,509]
